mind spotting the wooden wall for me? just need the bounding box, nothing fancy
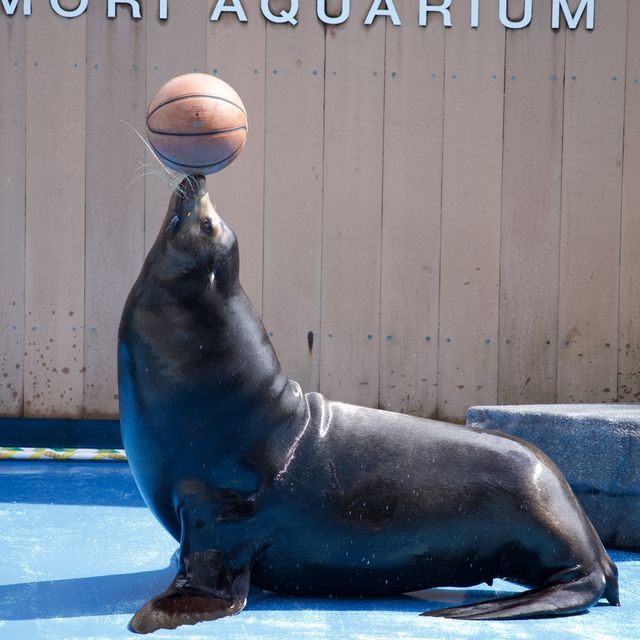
[0,1,638,424]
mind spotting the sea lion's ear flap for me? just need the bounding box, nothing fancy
[165,214,180,238]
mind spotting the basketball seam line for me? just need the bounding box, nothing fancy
[147,125,247,138]
[150,139,246,170]
[147,93,247,120]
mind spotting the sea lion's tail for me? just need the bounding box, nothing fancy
[422,549,619,620]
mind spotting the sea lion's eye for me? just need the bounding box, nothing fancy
[200,218,213,235]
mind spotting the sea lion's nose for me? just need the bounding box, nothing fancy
[179,174,207,198]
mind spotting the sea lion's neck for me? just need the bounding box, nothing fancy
[124,238,309,476]
[142,265,304,424]
[199,286,309,470]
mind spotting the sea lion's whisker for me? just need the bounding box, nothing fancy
[169,169,197,199]
[129,156,188,196]
[131,167,188,197]
[119,120,178,180]
[179,172,193,192]
[127,169,171,191]
[134,161,157,175]
[168,174,188,197]
[165,170,184,192]
[126,172,149,189]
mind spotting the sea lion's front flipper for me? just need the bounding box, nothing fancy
[129,551,250,634]
[422,566,617,620]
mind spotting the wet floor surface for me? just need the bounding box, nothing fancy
[1,461,638,640]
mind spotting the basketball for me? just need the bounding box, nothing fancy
[146,73,248,175]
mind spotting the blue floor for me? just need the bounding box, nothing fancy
[1,461,638,640]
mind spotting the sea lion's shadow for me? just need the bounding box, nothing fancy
[3,549,631,620]
[247,587,519,614]
[0,566,176,621]
[0,564,514,620]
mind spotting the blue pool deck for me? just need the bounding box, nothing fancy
[1,460,639,640]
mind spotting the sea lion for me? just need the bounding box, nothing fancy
[118,175,619,634]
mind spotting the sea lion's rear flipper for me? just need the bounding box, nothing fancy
[422,565,619,621]
[129,551,250,634]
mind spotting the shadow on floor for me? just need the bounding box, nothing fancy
[0,565,515,621]
[0,566,175,620]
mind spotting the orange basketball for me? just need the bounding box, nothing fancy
[146,73,248,175]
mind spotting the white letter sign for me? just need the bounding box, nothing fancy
[419,0,451,27]
[317,0,349,25]
[470,0,479,27]
[365,0,401,25]
[1,0,31,15]
[552,0,595,30]
[261,0,298,25]
[499,0,532,29]
[211,0,247,22]
[50,0,87,18]
[0,0,602,32]
[107,1,141,19]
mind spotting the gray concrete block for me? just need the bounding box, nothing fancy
[579,494,640,550]
[466,404,640,551]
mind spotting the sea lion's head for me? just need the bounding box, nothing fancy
[155,175,239,295]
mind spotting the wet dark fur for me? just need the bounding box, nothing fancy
[118,177,619,634]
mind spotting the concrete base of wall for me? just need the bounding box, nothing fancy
[466,404,640,551]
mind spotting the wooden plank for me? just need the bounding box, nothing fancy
[144,2,208,255]
[319,1,386,408]
[438,3,505,422]
[557,1,628,403]
[207,3,266,312]
[24,11,86,417]
[0,17,26,416]
[619,1,640,403]
[498,5,565,404]
[83,5,146,417]
[379,17,444,417]
[262,3,324,391]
